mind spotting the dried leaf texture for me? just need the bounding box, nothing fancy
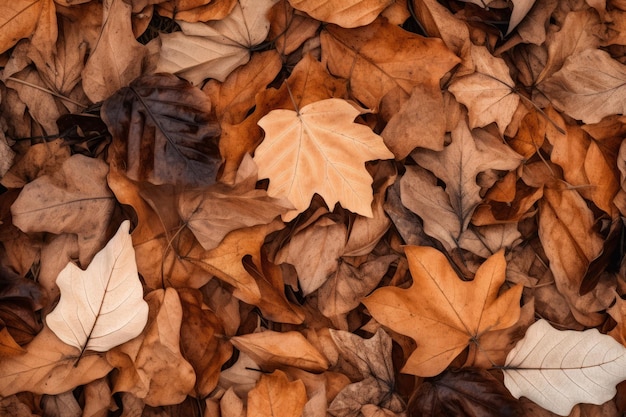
[504,319,626,416]
[46,221,149,352]
[363,247,523,376]
[254,98,394,221]
[102,73,221,188]
[288,0,392,28]
[247,370,307,417]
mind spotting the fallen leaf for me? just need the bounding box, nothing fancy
[503,319,626,416]
[448,44,520,134]
[106,288,196,407]
[156,0,277,85]
[179,155,292,251]
[102,73,221,188]
[267,0,320,55]
[276,217,347,296]
[0,327,112,396]
[409,368,524,417]
[81,0,147,103]
[41,390,81,417]
[0,0,56,56]
[363,246,523,377]
[328,377,406,417]
[156,0,237,23]
[247,369,307,417]
[254,98,394,221]
[320,17,460,111]
[46,221,149,352]
[230,330,330,372]
[507,0,537,35]
[11,155,116,266]
[539,49,626,124]
[288,0,392,28]
[218,351,262,398]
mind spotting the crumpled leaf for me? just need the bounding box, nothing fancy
[288,0,392,28]
[448,44,520,134]
[102,73,221,188]
[46,221,149,352]
[11,155,116,266]
[106,288,196,407]
[254,98,394,221]
[363,246,523,377]
[503,319,626,416]
[0,327,112,396]
[409,368,524,417]
[539,49,626,124]
[156,0,278,85]
[247,370,307,417]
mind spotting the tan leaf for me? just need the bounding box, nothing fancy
[321,17,460,110]
[81,0,147,103]
[46,221,149,352]
[230,330,330,372]
[179,155,292,251]
[363,246,523,376]
[107,288,196,407]
[268,0,320,56]
[448,44,520,134]
[288,0,392,28]
[11,155,116,266]
[539,49,626,124]
[0,0,56,56]
[507,0,537,35]
[276,217,347,296]
[156,0,277,85]
[157,0,237,22]
[0,327,112,396]
[254,98,394,221]
[247,370,307,417]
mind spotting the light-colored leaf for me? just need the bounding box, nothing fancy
[507,0,537,35]
[156,0,278,85]
[46,221,149,352]
[254,98,394,221]
[539,49,626,124]
[503,319,626,416]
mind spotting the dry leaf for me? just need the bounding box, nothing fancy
[0,0,56,56]
[230,330,330,372]
[102,73,221,188]
[254,98,394,221]
[288,0,392,28]
[11,155,116,266]
[448,44,520,134]
[504,319,626,416]
[156,0,277,85]
[363,246,523,376]
[46,221,148,352]
[247,370,307,417]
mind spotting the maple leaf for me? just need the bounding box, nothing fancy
[363,246,523,377]
[448,44,520,134]
[254,98,394,221]
[247,370,307,417]
[156,0,277,85]
[503,319,626,416]
[46,221,149,353]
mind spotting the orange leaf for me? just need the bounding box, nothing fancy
[247,370,307,417]
[363,246,522,377]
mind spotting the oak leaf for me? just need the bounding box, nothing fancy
[448,44,520,134]
[288,0,392,28]
[254,98,394,221]
[156,0,277,85]
[46,221,149,352]
[102,73,221,188]
[539,49,626,124]
[11,155,116,266]
[503,319,626,416]
[363,246,523,377]
[247,370,307,417]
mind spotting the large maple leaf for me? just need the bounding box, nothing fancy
[363,246,523,377]
[253,98,394,221]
